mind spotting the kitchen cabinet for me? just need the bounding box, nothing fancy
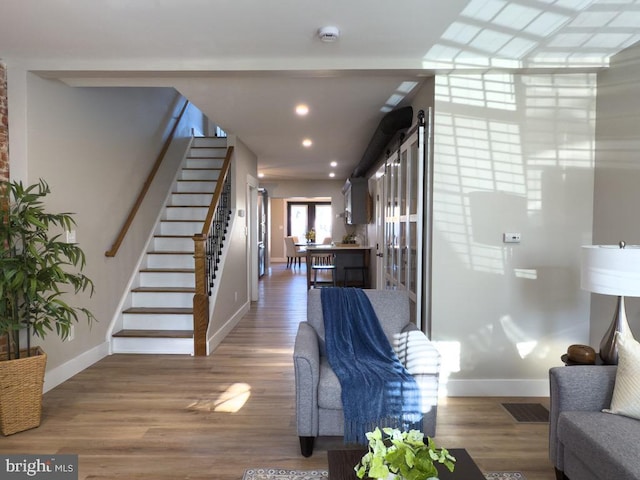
[343,178,371,225]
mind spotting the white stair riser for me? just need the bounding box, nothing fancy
[180,169,220,181]
[132,291,193,308]
[188,147,227,157]
[153,236,194,251]
[185,158,224,169]
[139,271,194,288]
[192,137,227,148]
[175,180,216,193]
[159,221,203,236]
[170,193,213,206]
[147,254,194,269]
[123,313,193,331]
[165,207,209,220]
[112,337,193,355]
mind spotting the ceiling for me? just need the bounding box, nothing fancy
[1,0,639,180]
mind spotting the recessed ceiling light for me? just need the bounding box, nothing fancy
[329,172,335,178]
[295,104,309,116]
[258,172,265,178]
[330,161,338,167]
[302,138,313,148]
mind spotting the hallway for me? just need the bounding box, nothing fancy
[0,263,553,480]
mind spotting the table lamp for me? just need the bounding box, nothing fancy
[581,241,640,364]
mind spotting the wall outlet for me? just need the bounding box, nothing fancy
[66,229,76,243]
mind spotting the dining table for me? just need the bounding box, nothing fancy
[304,244,373,289]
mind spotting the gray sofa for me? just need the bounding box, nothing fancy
[549,365,640,480]
[293,289,440,457]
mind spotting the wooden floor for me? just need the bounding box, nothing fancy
[1,263,555,480]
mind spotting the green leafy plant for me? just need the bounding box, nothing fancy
[0,179,95,359]
[355,427,456,480]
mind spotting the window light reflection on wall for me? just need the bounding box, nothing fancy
[422,0,640,70]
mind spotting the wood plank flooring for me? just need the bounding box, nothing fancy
[0,263,555,480]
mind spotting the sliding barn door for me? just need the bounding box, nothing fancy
[380,110,433,334]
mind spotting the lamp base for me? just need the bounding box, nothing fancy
[599,296,631,365]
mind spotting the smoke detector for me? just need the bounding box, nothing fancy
[318,26,340,43]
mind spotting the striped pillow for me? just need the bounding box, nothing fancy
[605,331,640,420]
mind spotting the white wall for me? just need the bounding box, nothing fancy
[432,73,596,396]
[12,72,206,379]
[592,43,640,346]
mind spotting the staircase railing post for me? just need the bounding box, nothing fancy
[193,233,208,356]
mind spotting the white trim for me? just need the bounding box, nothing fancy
[442,379,549,397]
[43,342,110,393]
[207,301,251,353]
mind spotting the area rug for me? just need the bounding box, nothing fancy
[485,473,527,480]
[242,468,526,479]
[242,468,328,480]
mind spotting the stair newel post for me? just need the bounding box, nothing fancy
[193,233,208,356]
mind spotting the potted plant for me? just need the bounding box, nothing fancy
[305,229,316,243]
[0,179,95,435]
[355,427,456,480]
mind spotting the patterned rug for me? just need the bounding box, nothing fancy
[242,468,526,479]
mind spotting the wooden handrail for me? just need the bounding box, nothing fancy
[192,145,234,356]
[201,146,234,235]
[105,99,190,257]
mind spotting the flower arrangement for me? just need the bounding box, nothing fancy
[305,229,316,242]
[355,427,455,480]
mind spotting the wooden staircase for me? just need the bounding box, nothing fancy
[112,137,228,354]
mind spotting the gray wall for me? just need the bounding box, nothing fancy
[208,136,257,346]
[14,75,206,375]
[592,43,640,345]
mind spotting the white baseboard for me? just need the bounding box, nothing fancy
[442,379,549,397]
[43,341,110,393]
[207,301,251,353]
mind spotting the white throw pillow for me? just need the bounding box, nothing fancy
[604,331,640,420]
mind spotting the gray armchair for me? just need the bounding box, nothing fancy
[293,288,441,457]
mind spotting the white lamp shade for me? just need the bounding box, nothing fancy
[581,245,640,297]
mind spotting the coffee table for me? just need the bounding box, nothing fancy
[328,448,485,480]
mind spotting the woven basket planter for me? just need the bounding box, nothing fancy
[0,347,47,435]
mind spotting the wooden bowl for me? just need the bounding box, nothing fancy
[567,344,596,364]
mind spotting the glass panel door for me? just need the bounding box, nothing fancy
[314,205,332,244]
[379,114,429,329]
[384,152,399,289]
[290,204,308,242]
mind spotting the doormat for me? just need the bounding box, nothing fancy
[242,468,526,480]
[502,402,549,423]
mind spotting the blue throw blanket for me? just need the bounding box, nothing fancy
[321,288,422,444]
